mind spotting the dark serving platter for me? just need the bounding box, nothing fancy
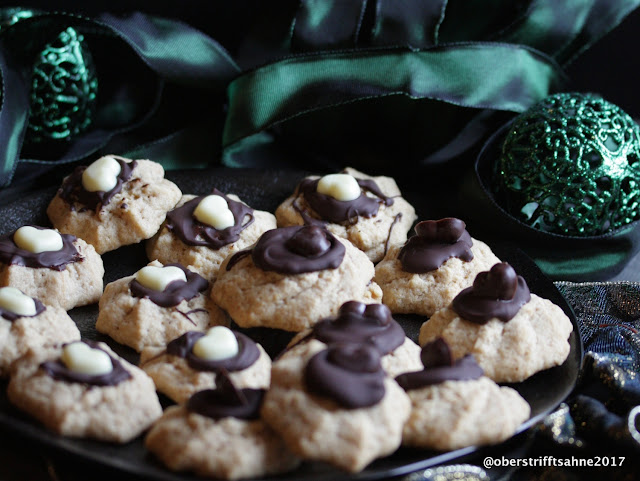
[0,168,582,481]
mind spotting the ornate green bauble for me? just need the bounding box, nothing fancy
[494,92,640,236]
[26,27,98,144]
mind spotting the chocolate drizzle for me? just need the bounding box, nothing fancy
[398,218,474,273]
[166,330,260,372]
[186,373,264,420]
[58,158,136,210]
[165,189,255,248]
[0,227,82,271]
[452,263,531,324]
[298,176,394,224]
[0,297,45,321]
[248,225,345,275]
[41,341,132,386]
[304,344,386,409]
[395,338,484,391]
[129,264,208,308]
[311,301,405,355]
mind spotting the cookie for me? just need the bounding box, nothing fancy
[140,326,271,404]
[47,155,181,254]
[419,263,573,382]
[0,226,103,310]
[96,261,227,352]
[0,287,80,376]
[146,190,277,279]
[396,339,530,450]
[375,218,501,317]
[275,167,417,262]
[145,375,299,479]
[7,341,162,443]
[212,225,382,332]
[261,342,410,472]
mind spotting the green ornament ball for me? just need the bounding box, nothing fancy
[494,92,640,236]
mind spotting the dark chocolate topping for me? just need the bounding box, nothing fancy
[165,189,254,248]
[452,263,531,324]
[398,218,474,274]
[395,338,484,391]
[41,341,132,386]
[0,297,46,321]
[299,176,394,224]
[304,343,386,409]
[186,374,264,420]
[312,302,405,355]
[129,264,208,308]
[166,330,260,372]
[250,225,345,275]
[58,158,136,210]
[0,227,82,271]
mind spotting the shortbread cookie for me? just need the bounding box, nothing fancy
[376,218,501,317]
[8,341,162,442]
[96,261,226,352]
[146,375,299,479]
[212,225,382,332]
[275,168,417,262]
[285,301,421,377]
[0,287,80,376]
[146,190,276,279]
[47,155,181,254]
[396,339,530,451]
[0,226,103,310]
[140,326,271,403]
[419,263,573,383]
[261,342,410,472]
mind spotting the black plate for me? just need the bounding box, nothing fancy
[0,168,582,481]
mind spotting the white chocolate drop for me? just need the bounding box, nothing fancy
[14,226,63,253]
[61,342,113,376]
[0,287,36,316]
[193,195,235,230]
[136,265,187,292]
[81,156,122,192]
[317,173,361,201]
[192,326,239,361]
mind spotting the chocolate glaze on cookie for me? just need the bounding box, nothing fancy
[304,343,386,409]
[58,158,136,210]
[166,330,260,372]
[166,189,255,248]
[186,374,264,420]
[129,264,208,308]
[452,263,531,324]
[398,218,474,273]
[0,297,45,322]
[395,338,483,390]
[41,341,132,386]
[298,176,394,224]
[0,228,81,271]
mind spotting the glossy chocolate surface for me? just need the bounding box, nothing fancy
[129,264,208,308]
[0,227,81,271]
[186,374,264,420]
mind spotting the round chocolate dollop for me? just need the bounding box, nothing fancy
[166,330,260,372]
[58,158,136,210]
[250,225,345,275]
[0,297,46,321]
[129,264,208,308]
[186,374,264,421]
[299,176,394,223]
[398,218,474,273]
[165,189,255,248]
[452,263,531,324]
[0,227,82,271]
[41,341,132,386]
[304,343,386,409]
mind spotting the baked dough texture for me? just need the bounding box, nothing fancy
[261,341,410,472]
[212,236,382,332]
[275,168,417,263]
[375,239,501,317]
[146,194,277,280]
[0,237,103,311]
[419,294,573,383]
[145,405,300,480]
[47,158,182,254]
[7,343,162,443]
